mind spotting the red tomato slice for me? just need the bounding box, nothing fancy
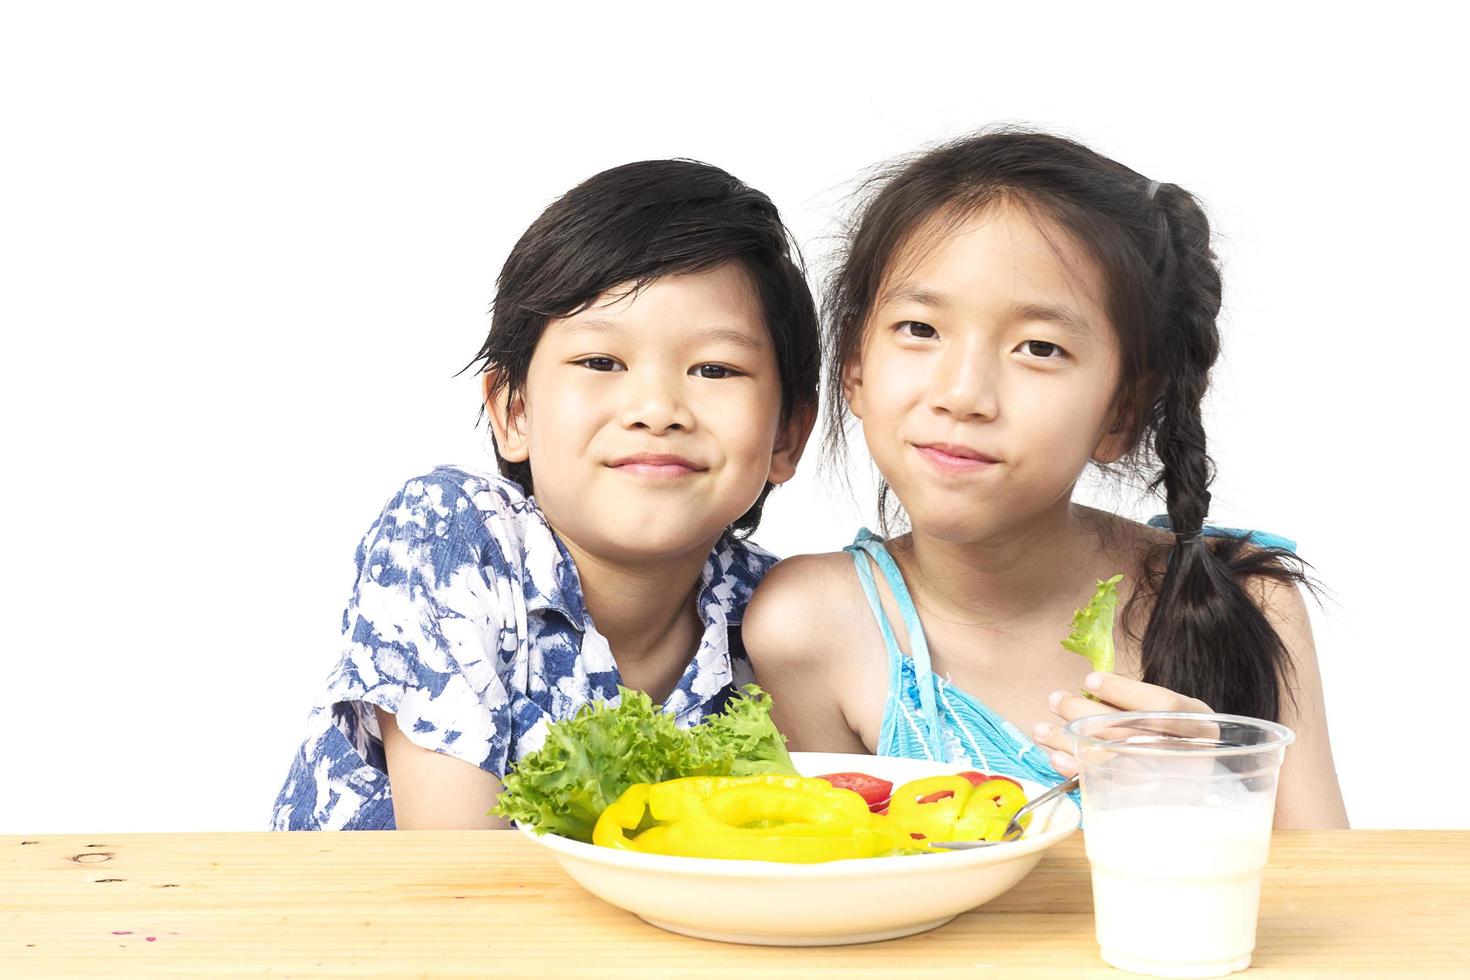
[981,774,1024,792]
[816,772,895,809]
[955,770,1025,792]
[916,789,956,804]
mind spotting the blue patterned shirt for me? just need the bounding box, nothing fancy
[271,465,775,830]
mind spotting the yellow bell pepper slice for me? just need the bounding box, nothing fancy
[952,778,1031,841]
[594,774,923,862]
[592,782,651,850]
[885,774,976,840]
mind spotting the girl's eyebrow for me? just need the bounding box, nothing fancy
[1010,302,1094,339]
[880,283,951,309]
[880,285,1094,340]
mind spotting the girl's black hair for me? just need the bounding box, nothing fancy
[466,159,821,539]
[825,127,1310,722]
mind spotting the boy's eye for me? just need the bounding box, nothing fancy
[1020,340,1065,359]
[693,363,740,379]
[898,321,938,339]
[576,356,623,372]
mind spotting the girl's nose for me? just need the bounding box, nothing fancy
[926,345,1000,420]
[621,372,695,433]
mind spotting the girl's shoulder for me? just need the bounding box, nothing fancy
[1079,506,1301,575]
[1077,507,1312,657]
[1075,506,1170,570]
[742,550,869,665]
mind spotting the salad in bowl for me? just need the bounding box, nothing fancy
[494,687,1079,945]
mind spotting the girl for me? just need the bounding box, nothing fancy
[272,159,819,830]
[744,129,1348,828]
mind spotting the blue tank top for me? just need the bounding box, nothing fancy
[844,520,1296,784]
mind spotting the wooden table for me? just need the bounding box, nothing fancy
[3,831,1467,977]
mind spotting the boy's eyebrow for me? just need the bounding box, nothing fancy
[696,327,768,353]
[559,317,627,337]
[559,317,768,353]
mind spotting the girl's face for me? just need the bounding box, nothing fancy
[490,261,807,564]
[845,203,1131,544]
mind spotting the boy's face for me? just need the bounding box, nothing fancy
[489,262,805,566]
[845,203,1129,544]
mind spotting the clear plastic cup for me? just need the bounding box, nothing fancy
[1065,711,1295,979]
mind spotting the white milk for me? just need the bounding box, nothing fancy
[1084,805,1273,979]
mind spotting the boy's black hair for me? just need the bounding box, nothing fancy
[467,159,820,538]
[825,127,1314,724]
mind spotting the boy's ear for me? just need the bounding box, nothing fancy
[767,402,818,487]
[483,371,530,463]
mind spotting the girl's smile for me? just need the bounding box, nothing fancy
[844,202,1125,543]
[913,442,1002,474]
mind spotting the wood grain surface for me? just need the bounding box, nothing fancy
[3,831,1467,977]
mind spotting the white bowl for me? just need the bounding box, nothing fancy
[518,751,1080,946]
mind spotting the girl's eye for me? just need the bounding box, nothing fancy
[898,321,938,339]
[576,356,622,372]
[1020,340,1065,359]
[694,363,739,379]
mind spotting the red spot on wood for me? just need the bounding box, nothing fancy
[145,936,157,942]
[112,931,133,935]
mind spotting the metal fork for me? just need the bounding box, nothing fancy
[926,774,1081,849]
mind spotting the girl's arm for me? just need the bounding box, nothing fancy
[1034,579,1349,829]
[1249,577,1349,829]
[374,706,511,830]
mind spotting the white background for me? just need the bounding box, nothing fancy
[3,2,1466,832]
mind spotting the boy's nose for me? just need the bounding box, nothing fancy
[621,374,695,433]
[926,346,1000,420]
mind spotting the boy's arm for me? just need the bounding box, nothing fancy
[374,706,511,830]
[742,554,871,754]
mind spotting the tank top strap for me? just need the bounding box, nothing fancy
[1145,515,1297,553]
[844,529,947,760]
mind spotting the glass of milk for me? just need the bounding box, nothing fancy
[1064,711,1294,979]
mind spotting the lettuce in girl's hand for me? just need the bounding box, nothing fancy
[493,684,795,841]
[1062,574,1123,699]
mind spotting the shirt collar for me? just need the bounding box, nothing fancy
[518,492,771,636]
[514,494,591,628]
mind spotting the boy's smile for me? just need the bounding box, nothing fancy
[489,261,804,566]
[606,451,707,479]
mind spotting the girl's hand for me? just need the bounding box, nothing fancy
[1031,672,1212,777]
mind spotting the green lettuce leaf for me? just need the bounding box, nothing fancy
[493,688,693,842]
[493,683,795,841]
[1061,574,1124,683]
[693,684,798,778]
